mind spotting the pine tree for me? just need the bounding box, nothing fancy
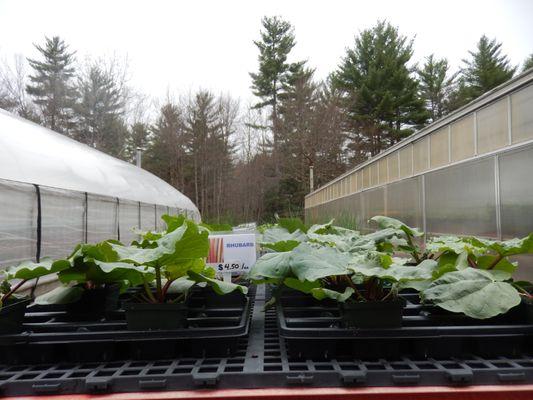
[250,16,303,160]
[334,21,428,158]
[457,35,516,104]
[523,54,533,71]
[125,122,151,163]
[73,63,126,155]
[418,55,457,122]
[144,103,184,190]
[26,36,77,134]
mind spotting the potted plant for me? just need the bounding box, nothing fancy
[419,233,533,320]
[0,258,70,333]
[111,214,247,330]
[250,239,436,328]
[34,241,151,318]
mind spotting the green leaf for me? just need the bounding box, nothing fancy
[166,276,197,294]
[308,228,365,253]
[164,258,206,280]
[370,216,423,237]
[188,271,248,295]
[262,240,301,252]
[249,251,292,281]
[349,256,438,283]
[307,219,335,235]
[199,222,233,232]
[468,234,533,257]
[283,277,321,294]
[6,259,71,280]
[422,268,521,319]
[161,214,186,233]
[311,287,354,302]
[249,243,350,282]
[477,255,517,274]
[261,227,307,248]
[276,217,308,233]
[426,236,471,255]
[34,286,84,305]
[111,220,209,266]
[289,243,350,281]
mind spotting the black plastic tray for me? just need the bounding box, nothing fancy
[277,291,533,359]
[0,288,253,364]
[0,285,532,396]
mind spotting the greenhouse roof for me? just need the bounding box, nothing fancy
[0,108,198,212]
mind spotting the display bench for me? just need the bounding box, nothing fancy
[0,286,531,398]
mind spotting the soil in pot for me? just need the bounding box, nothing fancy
[124,302,188,330]
[340,298,405,329]
[66,284,120,318]
[0,298,30,334]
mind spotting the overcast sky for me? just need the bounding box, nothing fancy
[0,0,532,105]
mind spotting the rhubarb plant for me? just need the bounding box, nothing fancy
[110,215,247,303]
[35,241,151,305]
[419,234,533,318]
[1,258,70,307]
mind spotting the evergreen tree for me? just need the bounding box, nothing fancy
[456,35,516,105]
[523,54,533,71]
[333,21,428,159]
[250,16,303,159]
[418,55,457,122]
[73,63,126,155]
[26,36,77,134]
[144,103,184,190]
[125,122,151,163]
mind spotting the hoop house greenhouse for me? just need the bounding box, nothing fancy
[0,109,200,271]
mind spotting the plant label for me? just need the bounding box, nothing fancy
[207,233,257,275]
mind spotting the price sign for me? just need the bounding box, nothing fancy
[207,233,256,275]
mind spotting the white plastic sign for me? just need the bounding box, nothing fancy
[207,233,257,275]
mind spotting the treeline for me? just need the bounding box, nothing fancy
[1,21,532,223]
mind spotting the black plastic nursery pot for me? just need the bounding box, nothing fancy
[0,298,30,334]
[124,301,189,330]
[523,299,533,323]
[204,288,246,307]
[340,298,405,329]
[66,284,120,317]
[277,290,533,360]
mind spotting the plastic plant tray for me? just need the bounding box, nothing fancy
[0,288,253,364]
[0,286,532,396]
[277,291,533,359]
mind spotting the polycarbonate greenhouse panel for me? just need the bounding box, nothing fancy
[86,194,118,243]
[511,83,533,144]
[425,157,497,237]
[0,109,199,218]
[477,98,509,155]
[499,146,533,238]
[156,205,169,230]
[140,203,156,232]
[39,187,85,260]
[386,177,423,230]
[0,180,37,267]
[361,187,384,231]
[118,200,140,245]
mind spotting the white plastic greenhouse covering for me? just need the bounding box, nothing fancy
[0,109,200,268]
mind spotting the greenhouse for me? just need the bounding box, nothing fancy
[305,69,533,281]
[0,108,200,272]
